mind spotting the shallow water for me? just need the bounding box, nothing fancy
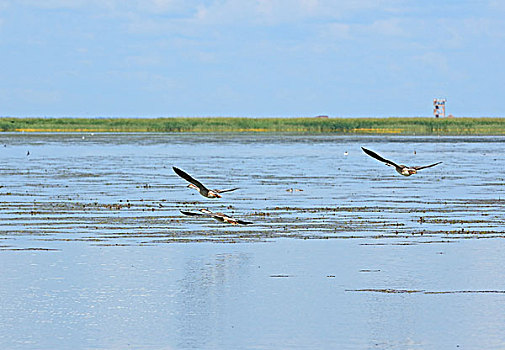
[1,133,505,349]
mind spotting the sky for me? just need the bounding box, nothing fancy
[0,0,504,118]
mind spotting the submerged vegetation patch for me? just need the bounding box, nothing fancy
[348,289,505,294]
[1,117,505,135]
[1,196,504,248]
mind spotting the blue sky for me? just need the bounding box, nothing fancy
[0,0,504,117]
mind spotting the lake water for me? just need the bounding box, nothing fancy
[1,133,505,349]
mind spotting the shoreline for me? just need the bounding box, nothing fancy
[1,117,505,135]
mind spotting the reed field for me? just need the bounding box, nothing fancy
[1,117,504,134]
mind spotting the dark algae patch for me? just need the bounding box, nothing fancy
[348,289,424,294]
[0,247,60,251]
[348,289,505,294]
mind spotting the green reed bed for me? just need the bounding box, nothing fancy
[1,117,504,134]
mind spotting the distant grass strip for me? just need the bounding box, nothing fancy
[1,117,505,135]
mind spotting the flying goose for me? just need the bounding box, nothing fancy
[173,166,239,198]
[180,209,253,225]
[361,147,442,176]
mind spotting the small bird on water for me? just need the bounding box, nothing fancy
[172,166,239,198]
[361,147,442,176]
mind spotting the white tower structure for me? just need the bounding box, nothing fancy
[433,98,446,118]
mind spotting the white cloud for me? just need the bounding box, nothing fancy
[323,22,352,39]
[18,0,88,9]
[131,0,190,14]
[368,18,409,37]
[488,0,505,12]
[8,0,409,37]
[106,69,177,93]
[15,0,184,14]
[412,17,505,50]
[125,54,162,67]
[0,87,63,105]
[143,0,177,12]
[186,0,404,26]
[460,18,505,39]
[414,51,449,72]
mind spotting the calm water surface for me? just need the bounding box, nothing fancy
[1,133,505,349]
